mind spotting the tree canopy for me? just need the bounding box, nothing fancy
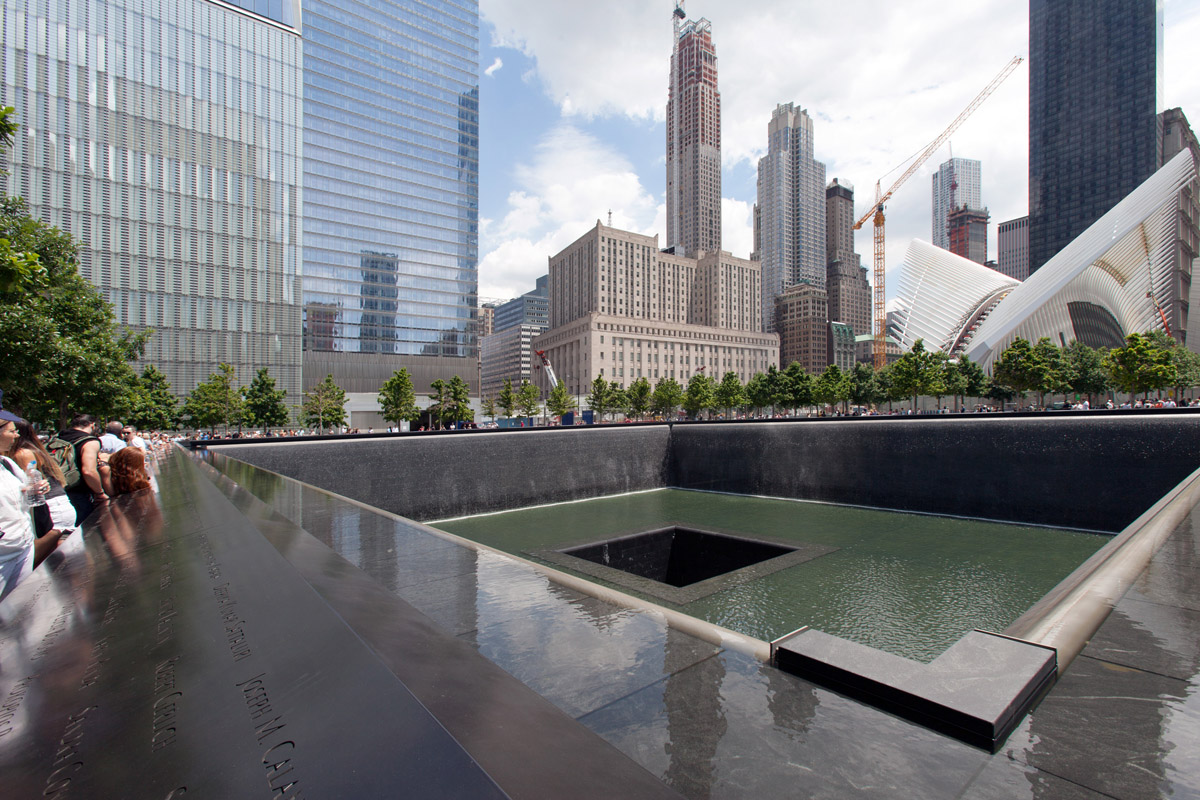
[182,363,243,433]
[302,374,347,433]
[379,368,420,425]
[242,367,289,430]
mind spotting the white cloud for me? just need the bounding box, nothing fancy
[477,123,661,299]
[721,198,754,261]
[481,0,1199,298]
[483,0,669,121]
[484,56,503,77]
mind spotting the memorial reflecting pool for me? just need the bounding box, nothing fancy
[432,490,1109,662]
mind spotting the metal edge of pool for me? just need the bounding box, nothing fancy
[1004,463,1200,669]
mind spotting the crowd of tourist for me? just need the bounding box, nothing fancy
[0,393,167,600]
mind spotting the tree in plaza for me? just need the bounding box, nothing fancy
[713,371,746,418]
[607,381,628,419]
[939,356,968,412]
[517,380,542,419]
[1032,337,1069,407]
[763,364,786,416]
[848,362,882,411]
[126,365,179,431]
[1064,341,1110,406]
[242,367,289,430]
[0,197,149,428]
[586,375,610,422]
[783,362,813,414]
[1104,332,1175,400]
[744,372,771,416]
[650,377,684,419]
[481,395,497,423]
[182,363,244,434]
[378,368,420,427]
[813,364,850,413]
[546,380,576,421]
[428,378,449,429]
[497,378,517,419]
[1170,344,1200,402]
[955,355,990,409]
[0,107,46,298]
[892,340,926,410]
[1145,330,1200,403]
[874,363,895,412]
[446,375,472,425]
[992,338,1044,408]
[682,372,715,418]
[302,374,347,434]
[626,376,652,420]
[927,351,954,409]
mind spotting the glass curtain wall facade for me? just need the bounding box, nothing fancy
[300,0,480,393]
[756,103,826,333]
[1028,0,1162,273]
[931,158,981,250]
[0,0,304,402]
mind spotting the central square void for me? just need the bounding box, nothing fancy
[561,526,797,588]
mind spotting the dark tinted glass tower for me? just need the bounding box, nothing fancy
[1028,0,1162,274]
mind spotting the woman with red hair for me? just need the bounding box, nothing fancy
[103,446,152,497]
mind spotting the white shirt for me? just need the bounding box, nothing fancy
[99,433,126,454]
[0,456,34,560]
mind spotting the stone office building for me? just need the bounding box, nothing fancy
[533,222,778,396]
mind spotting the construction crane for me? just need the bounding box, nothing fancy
[534,350,560,387]
[854,55,1023,368]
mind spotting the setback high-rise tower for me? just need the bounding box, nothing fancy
[1028,0,1161,273]
[756,103,826,333]
[666,5,721,258]
[826,180,872,339]
[302,0,481,393]
[931,158,981,250]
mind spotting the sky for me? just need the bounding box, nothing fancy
[474,0,1200,304]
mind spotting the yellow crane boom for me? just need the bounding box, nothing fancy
[854,55,1023,368]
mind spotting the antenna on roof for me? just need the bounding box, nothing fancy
[608,209,613,226]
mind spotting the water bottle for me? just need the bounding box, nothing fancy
[24,463,47,507]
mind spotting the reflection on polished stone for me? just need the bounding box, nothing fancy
[198,445,1200,799]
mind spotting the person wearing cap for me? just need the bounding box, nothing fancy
[0,395,64,599]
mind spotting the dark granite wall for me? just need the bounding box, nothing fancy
[214,416,1200,532]
[667,417,1200,531]
[216,426,670,521]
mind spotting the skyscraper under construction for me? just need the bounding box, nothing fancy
[666,4,721,258]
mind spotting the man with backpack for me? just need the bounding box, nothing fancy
[48,414,107,523]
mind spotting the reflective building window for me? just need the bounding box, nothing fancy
[1,0,305,402]
[301,0,480,390]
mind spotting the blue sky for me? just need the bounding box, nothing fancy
[475,0,1200,303]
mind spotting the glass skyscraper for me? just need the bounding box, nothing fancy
[300,0,480,393]
[931,158,981,251]
[1,0,305,402]
[756,103,826,333]
[1028,0,1162,273]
